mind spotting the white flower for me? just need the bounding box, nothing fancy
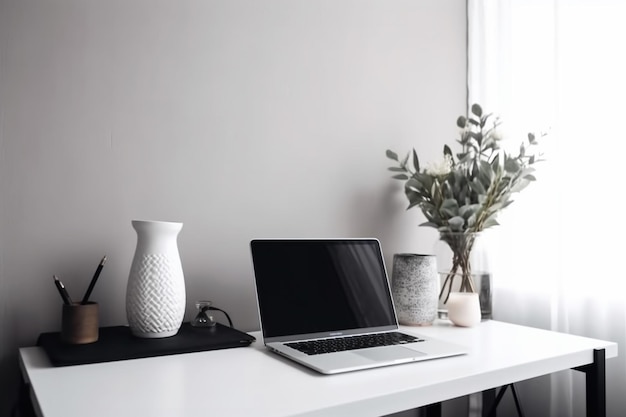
[425,154,453,176]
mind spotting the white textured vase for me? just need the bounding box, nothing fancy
[126,220,186,338]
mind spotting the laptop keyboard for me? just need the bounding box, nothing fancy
[285,332,424,355]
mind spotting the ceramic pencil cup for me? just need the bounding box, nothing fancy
[61,302,99,344]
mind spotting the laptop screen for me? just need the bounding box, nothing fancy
[250,239,398,339]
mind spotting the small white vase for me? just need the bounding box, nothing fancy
[447,292,481,327]
[126,220,186,338]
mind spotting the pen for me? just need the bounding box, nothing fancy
[53,275,73,305]
[81,256,107,304]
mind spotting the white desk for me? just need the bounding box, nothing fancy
[19,320,617,417]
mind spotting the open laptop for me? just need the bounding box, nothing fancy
[250,238,467,374]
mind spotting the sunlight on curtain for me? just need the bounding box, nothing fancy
[468,1,626,416]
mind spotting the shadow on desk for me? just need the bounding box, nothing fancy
[385,397,467,417]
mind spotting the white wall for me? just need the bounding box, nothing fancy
[0,1,466,414]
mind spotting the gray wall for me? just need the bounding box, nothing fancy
[0,0,466,415]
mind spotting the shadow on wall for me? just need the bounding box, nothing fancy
[0,298,22,417]
[1,354,21,417]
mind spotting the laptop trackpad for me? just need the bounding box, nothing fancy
[355,346,426,362]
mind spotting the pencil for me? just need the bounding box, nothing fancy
[81,256,107,304]
[53,275,73,305]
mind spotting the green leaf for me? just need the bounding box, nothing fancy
[458,188,467,205]
[407,200,421,210]
[448,216,465,231]
[412,149,420,172]
[456,116,467,128]
[441,198,459,210]
[419,222,439,229]
[480,112,493,128]
[386,150,398,161]
[405,178,423,192]
[459,204,480,219]
[421,208,433,219]
[504,157,521,173]
[473,131,483,146]
[479,160,493,185]
[442,208,457,218]
[441,198,459,217]
[443,145,453,158]
[524,174,537,181]
[388,167,406,172]
[510,179,530,193]
[401,152,410,168]
[441,182,451,199]
[421,202,435,213]
[469,179,486,195]
[487,202,503,212]
[405,190,421,204]
[471,103,483,117]
[472,160,479,179]
[456,152,467,160]
[528,132,536,144]
[416,173,434,192]
[482,138,495,151]
[431,182,440,204]
[448,171,456,186]
[392,174,409,180]
[482,217,500,229]
[467,214,477,228]
[405,193,418,205]
[491,153,501,172]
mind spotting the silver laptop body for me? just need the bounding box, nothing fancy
[250,238,467,375]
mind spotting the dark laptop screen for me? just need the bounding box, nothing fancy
[250,239,397,339]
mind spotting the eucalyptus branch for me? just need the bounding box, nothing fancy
[471,173,502,232]
[386,103,544,300]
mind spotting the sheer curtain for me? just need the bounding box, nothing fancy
[468,1,626,416]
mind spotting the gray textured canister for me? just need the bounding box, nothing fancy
[390,253,438,326]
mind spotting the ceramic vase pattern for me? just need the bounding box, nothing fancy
[390,253,438,326]
[126,220,186,338]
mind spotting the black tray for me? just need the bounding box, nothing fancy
[37,322,256,366]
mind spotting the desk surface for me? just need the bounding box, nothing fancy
[20,320,617,417]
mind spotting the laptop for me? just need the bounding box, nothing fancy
[250,238,467,374]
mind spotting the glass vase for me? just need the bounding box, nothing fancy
[434,232,492,320]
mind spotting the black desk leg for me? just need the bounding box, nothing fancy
[574,348,606,417]
[424,402,442,417]
[483,389,496,417]
[14,380,36,417]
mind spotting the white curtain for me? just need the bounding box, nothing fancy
[468,1,626,416]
